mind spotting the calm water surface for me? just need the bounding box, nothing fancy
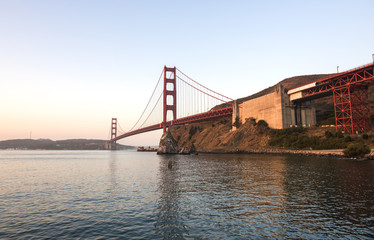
[0,150,373,239]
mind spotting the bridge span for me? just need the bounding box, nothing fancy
[108,66,233,149]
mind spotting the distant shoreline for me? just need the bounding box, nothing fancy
[0,138,135,151]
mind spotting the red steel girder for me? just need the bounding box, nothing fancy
[303,63,374,98]
[110,123,163,142]
[109,106,233,142]
[172,106,233,125]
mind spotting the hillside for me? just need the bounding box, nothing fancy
[236,74,332,104]
[168,72,374,153]
[0,139,135,150]
[169,117,374,154]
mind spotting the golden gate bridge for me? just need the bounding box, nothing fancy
[108,66,234,150]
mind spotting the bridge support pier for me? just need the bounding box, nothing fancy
[333,85,371,134]
[291,101,316,127]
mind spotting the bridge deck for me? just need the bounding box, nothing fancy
[110,106,233,142]
[288,63,374,102]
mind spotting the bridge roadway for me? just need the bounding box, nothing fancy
[110,106,232,142]
[288,62,374,102]
[287,62,374,133]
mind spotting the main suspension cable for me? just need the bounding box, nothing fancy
[117,121,126,134]
[127,69,164,132]
[138,91,163,129]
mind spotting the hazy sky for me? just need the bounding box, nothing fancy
[1,0,373,146]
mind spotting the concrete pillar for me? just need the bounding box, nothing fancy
[232,100,239,131]
[290,106,296,127]
[294,104,302,126]
[310,101,316,126]
[301,107,306,127]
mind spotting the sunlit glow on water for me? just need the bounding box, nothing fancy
[0,150,373,239]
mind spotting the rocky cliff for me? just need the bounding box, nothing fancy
[169,117,271,153]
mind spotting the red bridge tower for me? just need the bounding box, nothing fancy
[110,118,117,150]
[163,66,176,132]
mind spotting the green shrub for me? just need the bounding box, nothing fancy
[257,120,268,128]
[344,136,353,142]
[343,143,371,158]
[325,130,334,138]
[335,131,344,138]
[316,138,347,150]
[269,127,348,150]
[362,134,369,140]
[233,116,241,128]
[220,118,228,125]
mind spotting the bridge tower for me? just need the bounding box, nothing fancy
[110,118,117,150]
[163,66,177,132]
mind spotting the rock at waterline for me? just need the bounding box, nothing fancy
[157,130,179,154]
[179,142,198,155]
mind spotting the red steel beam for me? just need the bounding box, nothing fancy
[171,106,233,125]
[302,63,374,98]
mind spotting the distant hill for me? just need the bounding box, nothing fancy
[214,74,332,110]
[0,139,135,150]
[235,74,332,104]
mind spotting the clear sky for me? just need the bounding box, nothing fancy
[1,0,373,146]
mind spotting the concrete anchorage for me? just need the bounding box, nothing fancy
[232,84,317,130]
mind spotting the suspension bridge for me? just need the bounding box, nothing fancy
[108,61,374,150]
[107,66,234,150]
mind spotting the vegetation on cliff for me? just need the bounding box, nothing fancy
[269,128,347,150]
[343,143,371,158]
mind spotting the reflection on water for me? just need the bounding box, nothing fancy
[0,150,373,239]
[155,156,188,239]
[153,154,374,239]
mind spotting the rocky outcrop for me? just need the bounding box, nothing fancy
[179,142,197,155]
[137,146,157,152]
[169,117,270,153]
[366,150,374,160]
[157,130,179,154]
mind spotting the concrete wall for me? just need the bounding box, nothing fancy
[238,84,290,129]
[233,84,315,129]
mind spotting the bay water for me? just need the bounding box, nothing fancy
[0,150,373,239]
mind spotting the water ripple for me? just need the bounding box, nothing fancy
[0,151,373,239]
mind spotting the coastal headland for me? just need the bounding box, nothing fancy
[162,72,374,158]
[166,118,373,159]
